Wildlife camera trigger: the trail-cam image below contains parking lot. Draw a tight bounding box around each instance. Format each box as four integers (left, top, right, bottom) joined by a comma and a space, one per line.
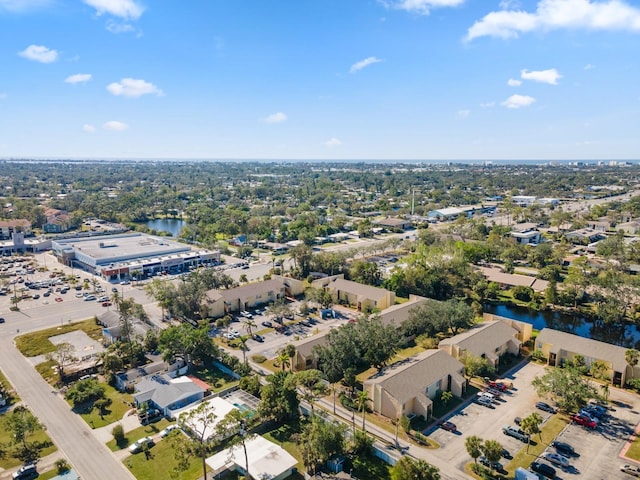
426, 361, 640, 479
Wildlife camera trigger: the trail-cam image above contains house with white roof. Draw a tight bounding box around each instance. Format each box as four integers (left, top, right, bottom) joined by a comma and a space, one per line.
206, 435, 298, 480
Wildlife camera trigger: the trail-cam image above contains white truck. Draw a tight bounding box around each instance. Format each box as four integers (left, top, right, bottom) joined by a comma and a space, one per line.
515, 467, 539, 480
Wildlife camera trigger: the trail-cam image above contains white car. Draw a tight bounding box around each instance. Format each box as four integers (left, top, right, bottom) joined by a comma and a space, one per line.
128, 436, 154, 453
541, 451, 570, 468
240, 311, 253, 319
160, 424, 179, 438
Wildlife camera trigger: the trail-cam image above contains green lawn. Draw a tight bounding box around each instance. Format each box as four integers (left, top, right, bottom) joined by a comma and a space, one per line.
0, 411, 58, 469
190, 365, 239, 393
123, 432, 206, 480
35, 360, 59, 385
625, 435, 640, 462
71, 383, 133, 429
0, 366, 20, 403
15, 319, 103, 357
505, 414, 569, 477
107, 419, 172, 451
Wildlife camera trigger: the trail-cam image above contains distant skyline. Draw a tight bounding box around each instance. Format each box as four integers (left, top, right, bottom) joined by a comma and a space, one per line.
1, 0, 640, 161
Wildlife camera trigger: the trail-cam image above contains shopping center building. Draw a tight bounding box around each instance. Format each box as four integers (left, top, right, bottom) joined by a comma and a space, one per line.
51, 233, 220, 280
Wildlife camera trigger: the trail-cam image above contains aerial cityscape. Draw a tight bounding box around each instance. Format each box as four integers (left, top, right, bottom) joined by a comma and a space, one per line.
3, 1, 640, 480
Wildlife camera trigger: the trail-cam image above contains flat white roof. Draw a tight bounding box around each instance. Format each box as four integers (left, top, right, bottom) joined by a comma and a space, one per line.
206, 435, 297, 479
177, 396, 237, 441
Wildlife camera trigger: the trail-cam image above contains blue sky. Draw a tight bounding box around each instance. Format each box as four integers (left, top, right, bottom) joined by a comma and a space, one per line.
1, 0, 639, 161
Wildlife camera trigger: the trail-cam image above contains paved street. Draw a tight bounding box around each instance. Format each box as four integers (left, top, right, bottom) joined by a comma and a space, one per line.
0, 331, 135, 480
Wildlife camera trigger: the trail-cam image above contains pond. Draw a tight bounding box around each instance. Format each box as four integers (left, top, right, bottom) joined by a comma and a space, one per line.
484, 303, 640, 349
145, 218, 186, 237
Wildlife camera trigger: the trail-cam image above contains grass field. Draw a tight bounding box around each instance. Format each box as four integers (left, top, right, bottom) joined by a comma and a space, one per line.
190, 365, 239, 393
0, 366, 20, 403
72, 383, 133, 429
0, 410, 58, 469
15, 319, 103, 357
123, 432, 206, 480
505, 414, 569, 476
107, 419, 172, 451
625, 434, 640, 461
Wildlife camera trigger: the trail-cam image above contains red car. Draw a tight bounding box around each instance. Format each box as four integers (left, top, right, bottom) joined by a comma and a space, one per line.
489, 381, 509, 392
54, 297, 63, 302
101, 301, 112, 307
571, 414, 597, 429
438, 421, 457, 432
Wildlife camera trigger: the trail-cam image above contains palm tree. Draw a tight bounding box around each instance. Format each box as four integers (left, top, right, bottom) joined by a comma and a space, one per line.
110, 290, 121, 311
357, 390, 370, 431
239, 273, 248, 284
238, 336, 249, 365
274, 349, 290, 372
243, 318, 256, 337
626, 349, 639, 382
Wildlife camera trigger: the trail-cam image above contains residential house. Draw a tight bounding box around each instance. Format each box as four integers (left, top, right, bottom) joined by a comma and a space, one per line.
586, 219, 611, 232
482, 313, 533, 344
374, 217, 413, 231
364, 349, 466, 421
617, 220, 640, 235
511, 226, 542, 245
96, 309, 148, 344
535, 328, 637, 387
43, 208, 72, 233
438, 321, 521, 367
311, 275, 395, 311
477, 266, 549, 292
564, 228, 606, 245
0, 219, 31, 240
133, 374, 207, 417
206, 435, 298, 480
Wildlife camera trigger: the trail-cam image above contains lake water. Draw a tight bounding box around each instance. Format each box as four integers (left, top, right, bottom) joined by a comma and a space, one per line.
484, 303, 640, 349
145, 218, 186, 237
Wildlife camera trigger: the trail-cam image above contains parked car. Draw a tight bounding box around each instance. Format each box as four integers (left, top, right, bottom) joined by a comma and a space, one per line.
128, 436, 154, 453
84, 295, 96, 301
55, 297, 63, 302
530, 461, 557, 479
299, 320, 311, 327
160, 424, 179, 438
253, 334, 264, 342
514, 416, 522, 425
438, 421, 457, 432
12, 464, 38, 480
621, 464, 640, 477
552, 441, 577, 457
502, 448, 512, 459
571, 414, 597, 429
240, 311, 253, 319
479, 456, 503, 471
489, 381, 509, 391
475, 396, 494, 408
541, 451, 570, 468
578, 409, 600, 424
32, 294, 40, 300
584, 404, 606, 418
102, 301, 112, 307
0, 317, 4, 323
536, 402, 557, 414
261, 321, 273, 328
502, 425, 530, 442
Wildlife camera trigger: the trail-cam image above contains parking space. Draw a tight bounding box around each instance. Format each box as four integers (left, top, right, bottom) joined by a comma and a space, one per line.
428, 362, 547, 473
541, 388, 640, 479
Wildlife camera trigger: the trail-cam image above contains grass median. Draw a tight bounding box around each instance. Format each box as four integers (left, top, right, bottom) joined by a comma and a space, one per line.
505, 414, 569, 477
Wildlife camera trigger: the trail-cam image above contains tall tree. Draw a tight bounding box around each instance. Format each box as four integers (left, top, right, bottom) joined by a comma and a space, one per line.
294, 370, 328, 414
481, 439, 504, 470
519, 413, 542, 452
390, 456, 441, 480
177, 401, 218, 480
465, 435, 483, 465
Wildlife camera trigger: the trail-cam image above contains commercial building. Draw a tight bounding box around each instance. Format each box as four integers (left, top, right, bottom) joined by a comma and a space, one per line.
51, 233, 219, 280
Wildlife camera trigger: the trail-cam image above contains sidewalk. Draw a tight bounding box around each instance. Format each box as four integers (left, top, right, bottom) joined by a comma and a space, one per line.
92, 408, 141, 443
0, 450, 66, 480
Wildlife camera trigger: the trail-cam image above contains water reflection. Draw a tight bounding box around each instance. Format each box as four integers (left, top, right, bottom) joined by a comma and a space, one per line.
484, 303, 640, 348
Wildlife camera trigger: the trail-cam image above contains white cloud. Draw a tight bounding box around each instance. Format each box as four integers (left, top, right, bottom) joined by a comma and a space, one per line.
350, 56, 382, 73
507, 78, 522, 87
65, 73, 92, 84
466, 0, 640, 41
325, 138, 342, 147
107, 78, 163, 98
83, 0, 143, 20
480, 101, 496, 108
103, 121, 128, 131
0, 0, 52, 12
584, 63, 595, 70
521, 68, 562, 85
499, 0, 521, 9
82, 124, 96, 133
106, 20, 136, 33
263, 112, 288, 124
18, 44, 58, 63
458, 109, 471, 118
501, 94, 536, 109
380, 0, 465, 15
